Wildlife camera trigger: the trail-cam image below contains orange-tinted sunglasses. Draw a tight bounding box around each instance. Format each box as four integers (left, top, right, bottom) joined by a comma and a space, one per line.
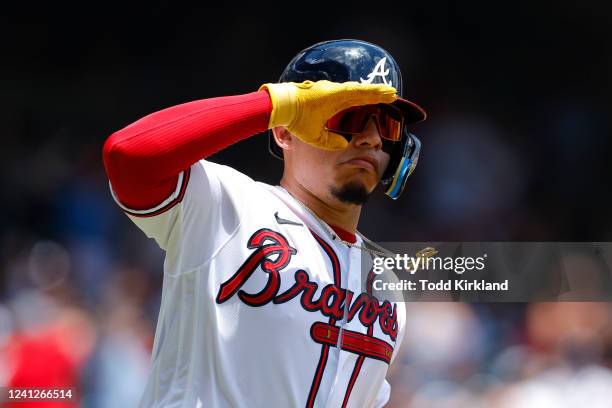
325, 104, 404, 142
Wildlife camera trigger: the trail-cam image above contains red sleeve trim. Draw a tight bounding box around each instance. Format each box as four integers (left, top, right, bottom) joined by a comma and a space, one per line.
109, 167, 191, 218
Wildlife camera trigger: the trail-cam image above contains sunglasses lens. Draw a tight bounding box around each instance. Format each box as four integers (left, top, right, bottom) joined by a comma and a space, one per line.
326, 106, 373, 134
378, 110, 403, 142
326, 105, 403, 141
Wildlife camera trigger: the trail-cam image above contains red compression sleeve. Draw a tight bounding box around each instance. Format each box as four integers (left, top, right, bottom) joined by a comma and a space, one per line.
102, 90, 272, 210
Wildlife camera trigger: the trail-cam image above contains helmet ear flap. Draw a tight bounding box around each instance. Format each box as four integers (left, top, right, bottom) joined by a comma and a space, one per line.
383, 132, 421, 200
381, 128, 411, 183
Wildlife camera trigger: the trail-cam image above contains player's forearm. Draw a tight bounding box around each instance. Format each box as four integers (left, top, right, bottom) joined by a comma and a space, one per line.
102, 90, 272, 209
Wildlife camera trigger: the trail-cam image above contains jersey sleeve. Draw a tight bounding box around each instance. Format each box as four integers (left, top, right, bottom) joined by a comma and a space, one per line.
110, 159, 253, 274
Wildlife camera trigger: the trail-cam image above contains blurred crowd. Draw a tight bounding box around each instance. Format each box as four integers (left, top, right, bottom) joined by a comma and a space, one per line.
0, 239, 158, 407
1, 1, 611, 407
388, 303, 612, 407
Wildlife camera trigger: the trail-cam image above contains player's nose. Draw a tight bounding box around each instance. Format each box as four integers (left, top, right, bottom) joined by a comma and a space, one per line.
352, 117, 383, 150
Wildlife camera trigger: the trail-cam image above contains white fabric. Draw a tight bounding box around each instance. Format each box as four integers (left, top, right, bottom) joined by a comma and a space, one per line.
114, 159, 406, 408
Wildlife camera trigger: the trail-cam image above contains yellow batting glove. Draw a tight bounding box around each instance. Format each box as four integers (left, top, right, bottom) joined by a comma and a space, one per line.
260, 80, 397, 150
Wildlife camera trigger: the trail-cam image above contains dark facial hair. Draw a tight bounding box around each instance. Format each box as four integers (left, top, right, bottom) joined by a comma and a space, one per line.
331, 180, 372, 205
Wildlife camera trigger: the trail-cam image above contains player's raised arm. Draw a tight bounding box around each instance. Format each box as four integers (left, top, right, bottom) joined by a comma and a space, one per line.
102, 81, 397, 211
102, 91, 272, 211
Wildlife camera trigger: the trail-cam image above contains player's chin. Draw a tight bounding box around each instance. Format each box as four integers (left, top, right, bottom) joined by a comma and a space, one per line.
346, 170, 379, 190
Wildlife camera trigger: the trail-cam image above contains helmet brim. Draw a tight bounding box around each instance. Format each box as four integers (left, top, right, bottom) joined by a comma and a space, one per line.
393, 97, 427, 125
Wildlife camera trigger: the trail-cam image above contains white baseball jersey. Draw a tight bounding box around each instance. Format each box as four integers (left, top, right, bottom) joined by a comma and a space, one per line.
110, 159, 407, 408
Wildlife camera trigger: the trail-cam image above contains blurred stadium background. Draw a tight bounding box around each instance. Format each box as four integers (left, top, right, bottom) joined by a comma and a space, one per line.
1, 2, 611, 407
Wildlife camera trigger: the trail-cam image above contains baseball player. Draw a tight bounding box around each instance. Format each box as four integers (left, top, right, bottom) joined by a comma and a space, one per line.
102, 39, 426, 407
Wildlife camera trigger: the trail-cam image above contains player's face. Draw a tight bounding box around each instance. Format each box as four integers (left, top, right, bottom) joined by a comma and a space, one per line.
282, 118, 391, 205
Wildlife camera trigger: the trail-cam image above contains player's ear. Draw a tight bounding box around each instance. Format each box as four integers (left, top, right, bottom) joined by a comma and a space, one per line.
272, 126, 294, 153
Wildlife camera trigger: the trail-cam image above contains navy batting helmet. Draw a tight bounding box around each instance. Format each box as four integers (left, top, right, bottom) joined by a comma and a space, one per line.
269, 39, 426, 199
